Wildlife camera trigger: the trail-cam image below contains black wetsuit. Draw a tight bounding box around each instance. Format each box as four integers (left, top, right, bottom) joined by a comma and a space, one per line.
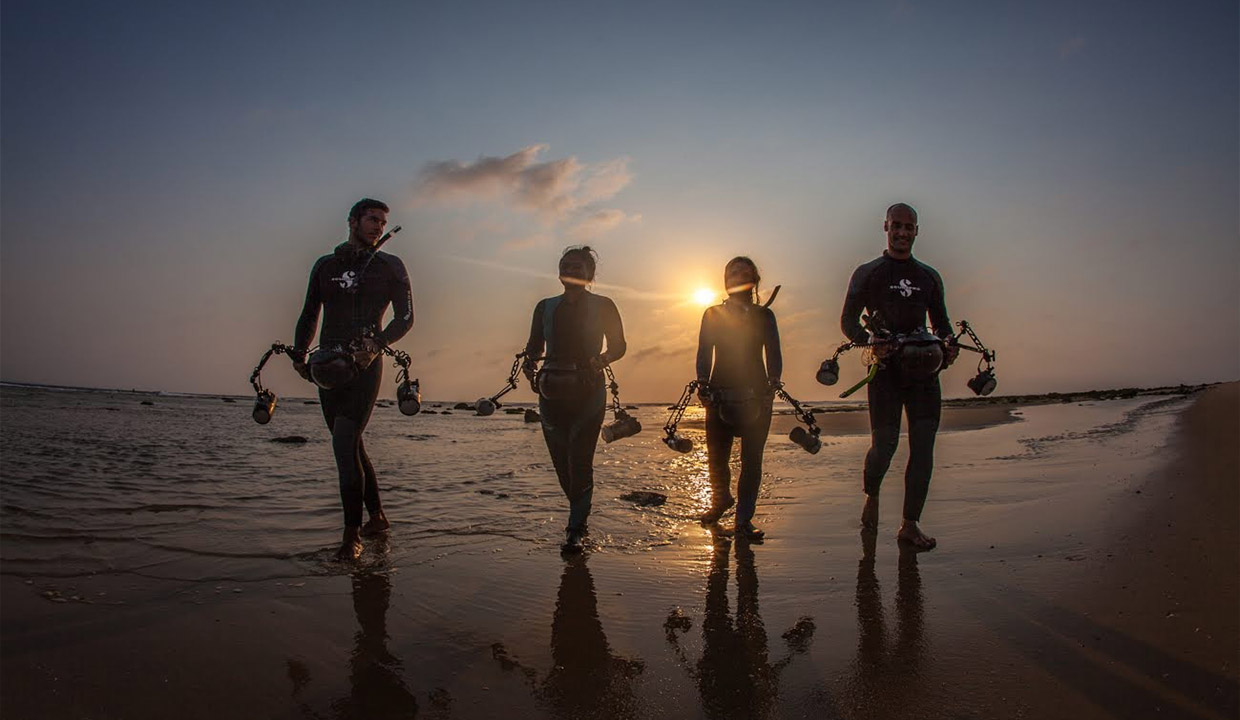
294, 242, 414, 528
525, 292, 626, 533
841, 252, 950, 522
696, 297, 782, 524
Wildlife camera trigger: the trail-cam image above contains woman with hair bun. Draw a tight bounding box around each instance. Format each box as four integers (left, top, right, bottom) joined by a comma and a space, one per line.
524, 246, 627, 553
695, 256, 782, 540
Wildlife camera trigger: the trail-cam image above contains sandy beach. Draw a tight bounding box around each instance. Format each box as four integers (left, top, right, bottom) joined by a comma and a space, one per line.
1, 383, 1236, 719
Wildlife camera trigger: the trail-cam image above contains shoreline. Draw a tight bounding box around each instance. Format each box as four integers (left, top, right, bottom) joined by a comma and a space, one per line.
1, 385, 1235, 718
1, 379, 1224, 408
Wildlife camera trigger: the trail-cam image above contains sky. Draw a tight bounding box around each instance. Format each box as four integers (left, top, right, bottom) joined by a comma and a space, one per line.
2, 0, 1237, 402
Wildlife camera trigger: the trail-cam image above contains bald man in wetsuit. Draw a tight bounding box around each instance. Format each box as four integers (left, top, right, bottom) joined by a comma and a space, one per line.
840, 203, 958, 550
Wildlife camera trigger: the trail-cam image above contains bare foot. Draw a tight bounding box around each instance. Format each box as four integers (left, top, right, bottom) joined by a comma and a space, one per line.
335, 526, 363, 561
896, 520, 937, 550
735, 521, 765, 542
360, 511, 390, 537
861, 495, 879, 530
699, 496, 735, 524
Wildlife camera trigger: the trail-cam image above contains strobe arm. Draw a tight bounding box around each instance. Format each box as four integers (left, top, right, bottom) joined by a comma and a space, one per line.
773, 382, 823, 454
250, 342, 299, 395
951, 320, 996, 366
248, 342, 300, 424
661, 380, 704, 453
952, 320, 999, 396
476, 351, 541, 415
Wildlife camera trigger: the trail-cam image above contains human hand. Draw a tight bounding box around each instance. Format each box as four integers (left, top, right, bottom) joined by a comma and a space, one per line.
353, 338, 382, 369
695, 380, 712, 405
942, 342, 960, 368
293, 360, 312, 382
588, 354, 607, 372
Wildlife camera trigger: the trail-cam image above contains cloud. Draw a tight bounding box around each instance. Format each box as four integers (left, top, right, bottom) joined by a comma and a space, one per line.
776, 308, 823, 328
500, 234, 553, 253
1059, 36, 1086, 59
630, 343, 695, 364
568, 209, 642, 241
579, 157, 633, 204
413, 145, 632, 222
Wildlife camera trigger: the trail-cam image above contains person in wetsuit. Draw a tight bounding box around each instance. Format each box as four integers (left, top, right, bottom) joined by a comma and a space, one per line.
840, 203, 958, 550
696, 257, 782, 540
292, 198, 414, 561
523, 246, 626, 553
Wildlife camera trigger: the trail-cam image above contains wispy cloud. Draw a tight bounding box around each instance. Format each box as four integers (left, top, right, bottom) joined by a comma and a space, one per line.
414, 145, 633, 222
500, 234, 553, 253
568, 209, 642, 241
630, 342, 695, 364
414, 146, 638, 250
1059, 35, 1086, 60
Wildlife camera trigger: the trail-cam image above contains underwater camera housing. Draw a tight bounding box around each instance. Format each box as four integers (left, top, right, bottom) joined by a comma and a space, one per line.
248, 340, 421, 424
307, 348, 360, 390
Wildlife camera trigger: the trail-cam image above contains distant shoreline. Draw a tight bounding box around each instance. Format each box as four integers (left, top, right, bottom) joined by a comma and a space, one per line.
0, 379, 1224, 409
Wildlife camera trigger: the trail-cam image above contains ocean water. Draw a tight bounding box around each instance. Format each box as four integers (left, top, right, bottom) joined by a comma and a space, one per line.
0, 385, 850, 584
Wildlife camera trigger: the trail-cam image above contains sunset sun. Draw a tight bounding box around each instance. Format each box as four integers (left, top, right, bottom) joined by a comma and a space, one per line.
692, 287, 716, 307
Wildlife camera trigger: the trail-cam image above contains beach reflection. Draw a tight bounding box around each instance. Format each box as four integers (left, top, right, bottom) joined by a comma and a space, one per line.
334, 561, 419, 718
666, 531, 816, 719
285, 538, 420, 718
493, 555, 645, 719
846, 531, 926, 717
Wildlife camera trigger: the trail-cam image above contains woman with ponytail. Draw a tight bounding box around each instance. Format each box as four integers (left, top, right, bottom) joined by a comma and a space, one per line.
694, 256, 782, 540
524, 246, 627, 552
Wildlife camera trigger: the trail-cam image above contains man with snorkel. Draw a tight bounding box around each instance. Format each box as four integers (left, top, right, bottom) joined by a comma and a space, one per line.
292, 198, 414, 561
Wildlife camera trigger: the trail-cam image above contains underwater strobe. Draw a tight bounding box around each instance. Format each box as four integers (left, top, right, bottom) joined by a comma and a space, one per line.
955, 321, 998, 396
248, 337, 422, 424
475, 351, 540, 417
249, 343, 296, 423
774, 382, 823, 454
599, 366, 642, 443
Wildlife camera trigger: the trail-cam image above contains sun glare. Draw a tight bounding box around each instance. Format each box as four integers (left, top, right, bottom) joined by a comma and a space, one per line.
692, 288, 717, 307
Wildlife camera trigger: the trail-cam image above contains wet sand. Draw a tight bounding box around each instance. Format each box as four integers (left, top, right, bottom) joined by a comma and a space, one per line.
2, 385, 1236, 719
770, 403, 1023, 436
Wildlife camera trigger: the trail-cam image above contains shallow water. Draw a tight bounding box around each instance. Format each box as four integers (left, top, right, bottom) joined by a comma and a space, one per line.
1, 387, 782, 582
1, 385, 1215, 720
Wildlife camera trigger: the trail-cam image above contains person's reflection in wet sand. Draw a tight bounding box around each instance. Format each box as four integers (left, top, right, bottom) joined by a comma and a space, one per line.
845, 530, 926, 719
491, 555, 644, 719
665, 531, 816, 719
287, 539, 421, 718
330, 567, 420, 718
